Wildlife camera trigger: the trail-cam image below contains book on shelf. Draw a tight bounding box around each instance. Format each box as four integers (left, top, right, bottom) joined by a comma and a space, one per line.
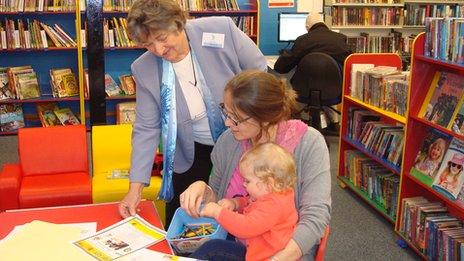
350, 63, 374, 100
432, 138, 464, 201
50, 68, 79, 98
0, 104, 25, 132
419, 71, 464, 129
424, 17, 464, 64
0, 67, 13, 100
116, 101, 136, 124
53, 107, 80, 125
119, 74, 136, 95
105, 74, 122, 97
36, 102, 60, 127
1, 19, 76, 50
451, 100, 464, 135
410, 128, 453, 186
15, 71, 41, 100
6, 65, 33, 99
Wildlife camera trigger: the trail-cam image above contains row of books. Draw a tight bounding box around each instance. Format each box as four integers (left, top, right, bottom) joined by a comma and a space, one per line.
411, 129, 464, 200
344, 150, 399, 219
0, 0, 86, 12
231, 16, 254, 36
0, 19, 76, 50
404, 4, 464, 26
36, 102, 79, 126
105, 74, 135, 97
419, 71, 464, 132
330, 7, 403, 26
103, 17, 134, 48
347, 33, 412, 54
102, 0, 134, 12
0, 65, 79, 100
0, 103, 80, 132
0, 66, 40, 100
350, 64, 408, 116
175, 0, 239, 12
424, 17, 464, 65
400, 196, 464, 260
332, 0, 400, 3
348, 108, 404, 167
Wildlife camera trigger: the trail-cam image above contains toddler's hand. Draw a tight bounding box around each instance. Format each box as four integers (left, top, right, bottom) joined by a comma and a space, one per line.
200, 202, 222, 219
217, 198, 237, 211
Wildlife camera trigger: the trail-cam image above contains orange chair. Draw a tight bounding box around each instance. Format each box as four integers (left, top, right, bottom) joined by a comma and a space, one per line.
0, 125, 92, 211
315, 225, 330, 261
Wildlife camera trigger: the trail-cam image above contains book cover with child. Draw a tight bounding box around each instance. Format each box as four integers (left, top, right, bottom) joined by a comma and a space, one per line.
410, 128, 452, 186
432, 138, 464, 200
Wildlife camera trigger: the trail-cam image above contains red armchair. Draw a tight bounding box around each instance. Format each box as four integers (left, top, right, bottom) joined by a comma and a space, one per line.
0, 125, 92, 211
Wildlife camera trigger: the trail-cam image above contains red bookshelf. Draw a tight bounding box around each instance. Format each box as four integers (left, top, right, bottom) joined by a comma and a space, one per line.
338, 53, 403, 223
395, 32, 464, 256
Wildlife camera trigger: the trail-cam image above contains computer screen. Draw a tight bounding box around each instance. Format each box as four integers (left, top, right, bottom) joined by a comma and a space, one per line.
278, 12, 309, 42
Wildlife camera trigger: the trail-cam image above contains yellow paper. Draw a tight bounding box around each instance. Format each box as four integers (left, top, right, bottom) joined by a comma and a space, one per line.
0, 220, 93, 261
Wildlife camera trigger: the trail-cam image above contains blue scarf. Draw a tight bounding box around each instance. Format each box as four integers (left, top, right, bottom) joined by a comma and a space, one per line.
158, 51, 226, 202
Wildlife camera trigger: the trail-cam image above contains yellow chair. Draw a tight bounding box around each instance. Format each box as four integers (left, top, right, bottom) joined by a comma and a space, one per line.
91, 124, 165, 224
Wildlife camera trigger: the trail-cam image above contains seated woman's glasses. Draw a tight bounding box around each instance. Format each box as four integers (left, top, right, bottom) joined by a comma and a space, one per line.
219, 103, 251, 126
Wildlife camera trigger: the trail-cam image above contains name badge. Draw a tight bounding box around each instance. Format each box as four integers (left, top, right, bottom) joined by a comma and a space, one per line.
202, 32, 225, 48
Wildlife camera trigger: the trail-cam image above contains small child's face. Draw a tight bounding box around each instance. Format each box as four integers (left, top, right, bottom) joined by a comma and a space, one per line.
430, 144, 443, 161
241, 163, 271, 200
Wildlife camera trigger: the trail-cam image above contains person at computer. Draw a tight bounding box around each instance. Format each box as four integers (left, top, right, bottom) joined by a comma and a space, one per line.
274, 12, 351, 73
274, 13, 351, 130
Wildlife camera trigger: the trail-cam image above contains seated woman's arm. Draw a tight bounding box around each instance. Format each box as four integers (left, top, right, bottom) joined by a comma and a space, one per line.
274, 129, 332, 260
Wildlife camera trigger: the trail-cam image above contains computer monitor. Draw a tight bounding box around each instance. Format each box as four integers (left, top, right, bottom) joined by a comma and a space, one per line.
278, 12, 309, 42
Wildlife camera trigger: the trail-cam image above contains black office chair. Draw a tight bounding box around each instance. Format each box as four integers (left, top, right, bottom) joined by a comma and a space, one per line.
291, 52, 343, 133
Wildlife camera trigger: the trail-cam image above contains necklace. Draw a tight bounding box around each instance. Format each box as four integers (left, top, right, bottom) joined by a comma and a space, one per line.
189, 48, 197, 87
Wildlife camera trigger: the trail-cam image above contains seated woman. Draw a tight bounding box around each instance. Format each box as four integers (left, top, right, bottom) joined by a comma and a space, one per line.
180, 70, 331, 260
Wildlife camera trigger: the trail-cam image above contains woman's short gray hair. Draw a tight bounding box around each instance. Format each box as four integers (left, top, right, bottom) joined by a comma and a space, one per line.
127, 0, 187, 44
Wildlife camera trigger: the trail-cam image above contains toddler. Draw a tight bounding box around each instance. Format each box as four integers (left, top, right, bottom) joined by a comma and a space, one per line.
192, 142, 297, 261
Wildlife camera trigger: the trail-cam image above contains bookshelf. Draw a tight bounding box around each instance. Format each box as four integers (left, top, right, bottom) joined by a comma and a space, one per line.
338, 53, 404, 224
0, 4, 88, 135
395, 32, 464, 258
325, 0, 464, 56
88, 0, 260, 125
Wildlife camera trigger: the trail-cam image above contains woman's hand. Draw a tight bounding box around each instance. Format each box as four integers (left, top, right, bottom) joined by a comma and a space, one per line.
118, 182, 144, 218
180, 181, 210, 218
200, 202, 222, 219
272, 239, 303, 261
217, 198, 237, 211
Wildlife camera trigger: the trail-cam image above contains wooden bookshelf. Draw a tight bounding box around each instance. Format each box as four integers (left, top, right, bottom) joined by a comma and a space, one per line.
395, 33, 464, 259
338, 53, 404, 224
0, 4, 87, 135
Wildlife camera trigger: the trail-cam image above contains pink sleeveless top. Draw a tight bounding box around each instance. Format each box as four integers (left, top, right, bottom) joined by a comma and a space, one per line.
225, 120, 308, 198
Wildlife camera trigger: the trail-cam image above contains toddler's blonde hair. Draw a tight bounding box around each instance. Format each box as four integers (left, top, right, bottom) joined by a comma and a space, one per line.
239, 142, 297, 192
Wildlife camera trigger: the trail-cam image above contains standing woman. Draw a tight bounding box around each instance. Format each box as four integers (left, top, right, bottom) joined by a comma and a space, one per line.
118, 0, 267, 225
181, 70, 331, 260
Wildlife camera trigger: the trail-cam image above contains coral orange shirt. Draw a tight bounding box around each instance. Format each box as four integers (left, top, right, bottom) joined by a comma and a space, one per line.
217, 190, 297, 261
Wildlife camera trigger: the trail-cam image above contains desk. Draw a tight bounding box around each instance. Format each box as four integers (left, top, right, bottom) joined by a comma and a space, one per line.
0, 201, 172, 254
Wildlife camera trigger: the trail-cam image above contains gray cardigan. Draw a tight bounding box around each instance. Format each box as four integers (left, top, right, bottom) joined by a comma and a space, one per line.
129, 17, 267, 185
210, 127, 332, 260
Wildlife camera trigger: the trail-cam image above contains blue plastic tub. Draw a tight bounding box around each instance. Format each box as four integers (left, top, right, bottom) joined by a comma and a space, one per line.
166, 208, 228, 254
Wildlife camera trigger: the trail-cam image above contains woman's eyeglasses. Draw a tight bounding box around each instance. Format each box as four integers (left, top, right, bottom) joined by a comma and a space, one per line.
219, 103, 251, 126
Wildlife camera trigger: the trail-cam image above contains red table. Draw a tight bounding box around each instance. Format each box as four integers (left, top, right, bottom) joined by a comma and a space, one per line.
0, 200, 172, 254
